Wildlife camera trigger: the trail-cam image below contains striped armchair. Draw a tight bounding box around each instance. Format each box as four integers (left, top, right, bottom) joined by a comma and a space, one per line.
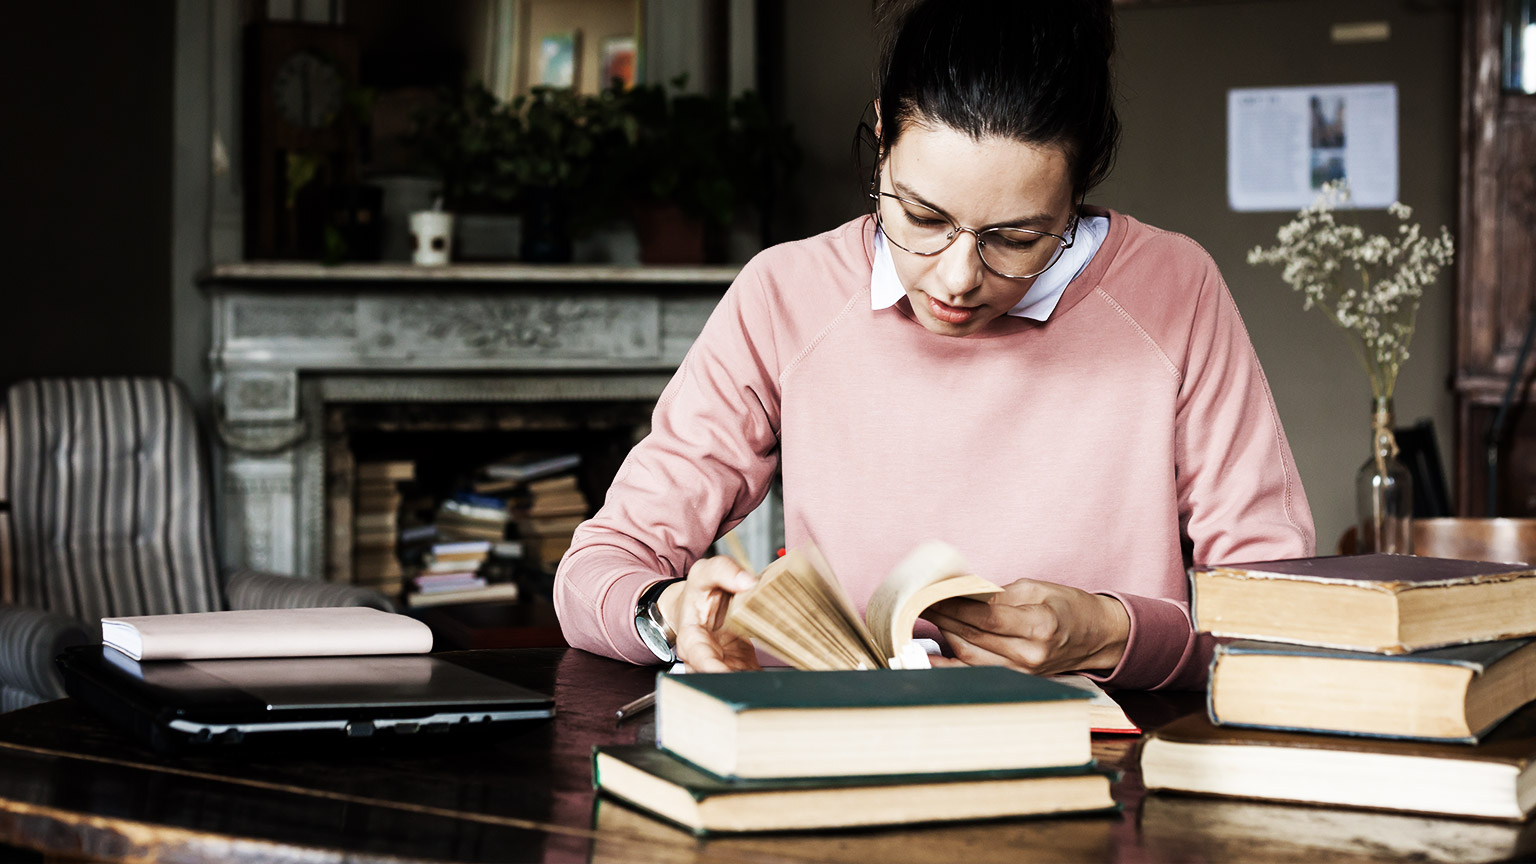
0, 378, 396, 712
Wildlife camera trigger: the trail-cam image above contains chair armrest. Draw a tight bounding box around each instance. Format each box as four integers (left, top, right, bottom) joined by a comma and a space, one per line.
225, 569, 398, 614
0, 604, 92, 700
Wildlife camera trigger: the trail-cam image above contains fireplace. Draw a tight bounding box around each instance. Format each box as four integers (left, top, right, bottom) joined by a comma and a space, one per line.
202, 262, 779, 590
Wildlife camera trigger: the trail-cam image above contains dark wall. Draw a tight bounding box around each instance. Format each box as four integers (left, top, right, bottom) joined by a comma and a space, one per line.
0, 3, 175, 393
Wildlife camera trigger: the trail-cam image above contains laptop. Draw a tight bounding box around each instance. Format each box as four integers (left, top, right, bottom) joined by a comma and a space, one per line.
57, 645, 555, 753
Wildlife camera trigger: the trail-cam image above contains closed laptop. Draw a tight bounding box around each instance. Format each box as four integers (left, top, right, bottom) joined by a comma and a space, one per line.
57, 645, 555, 753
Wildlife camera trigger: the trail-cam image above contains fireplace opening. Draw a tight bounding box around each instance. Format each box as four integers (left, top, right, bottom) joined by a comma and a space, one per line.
325, 400, 653, 607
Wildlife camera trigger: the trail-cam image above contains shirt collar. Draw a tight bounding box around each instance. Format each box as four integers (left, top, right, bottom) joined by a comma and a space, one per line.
870, 214, 1109, 322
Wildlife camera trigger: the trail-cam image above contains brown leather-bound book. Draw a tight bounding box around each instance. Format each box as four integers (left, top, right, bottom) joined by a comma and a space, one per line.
1141, 702, 1536, 820
1189, 553, 1536, 653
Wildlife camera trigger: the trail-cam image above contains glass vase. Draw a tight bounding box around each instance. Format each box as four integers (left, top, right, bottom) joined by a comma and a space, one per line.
1355, 396, 1414, 554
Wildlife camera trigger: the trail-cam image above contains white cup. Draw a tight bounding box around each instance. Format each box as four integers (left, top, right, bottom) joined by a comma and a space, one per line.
410, 211, 455, 266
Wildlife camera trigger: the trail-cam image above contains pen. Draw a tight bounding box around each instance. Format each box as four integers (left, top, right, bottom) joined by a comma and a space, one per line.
615, 691, 655, 722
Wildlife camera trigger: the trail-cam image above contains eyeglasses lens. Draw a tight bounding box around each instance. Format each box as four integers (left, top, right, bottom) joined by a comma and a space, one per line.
876, 195, 1066, 278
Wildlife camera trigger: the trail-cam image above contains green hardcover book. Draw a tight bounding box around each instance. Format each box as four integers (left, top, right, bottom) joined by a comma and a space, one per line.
1142, 701, 1536, 820
655, 666, 1092, 780
1189, 554, 1536, 653
1209, 638, 1536, 742
592, 744, 1118, 835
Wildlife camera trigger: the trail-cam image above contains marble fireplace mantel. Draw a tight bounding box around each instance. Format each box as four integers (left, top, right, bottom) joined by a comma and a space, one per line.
203, 262, 739, 580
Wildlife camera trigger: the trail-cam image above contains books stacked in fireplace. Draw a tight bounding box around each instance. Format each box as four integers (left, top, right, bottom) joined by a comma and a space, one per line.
352, 460, 413, 598
404, 540, 521, 608
434, 492, 512, 543
1141, 553, 1536, 820
592, 667, 1119, 835
513, 473, 589, 572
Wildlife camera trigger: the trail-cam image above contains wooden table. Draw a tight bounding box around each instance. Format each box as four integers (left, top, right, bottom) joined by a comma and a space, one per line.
412, 599, 568, 651
0, 648, 1529, 863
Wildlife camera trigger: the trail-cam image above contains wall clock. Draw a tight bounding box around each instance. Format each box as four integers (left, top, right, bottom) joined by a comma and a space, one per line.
244, 22, 360, 259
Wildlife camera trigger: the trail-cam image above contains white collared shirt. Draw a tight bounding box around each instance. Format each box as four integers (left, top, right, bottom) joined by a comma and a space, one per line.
870, 214, 1109, 321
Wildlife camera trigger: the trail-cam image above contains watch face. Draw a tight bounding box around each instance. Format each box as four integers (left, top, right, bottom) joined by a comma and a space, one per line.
272, 51, 345, 130
636, 614, 675, 663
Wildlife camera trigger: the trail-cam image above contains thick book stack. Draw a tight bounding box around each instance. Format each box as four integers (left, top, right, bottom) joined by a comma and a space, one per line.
352, 460, 413, 597
513, 473, 589, 572
592, 666, 1119, 834
1141, 553, 1536, 820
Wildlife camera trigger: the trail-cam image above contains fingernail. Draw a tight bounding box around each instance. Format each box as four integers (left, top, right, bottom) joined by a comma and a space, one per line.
732, 573, 756, 590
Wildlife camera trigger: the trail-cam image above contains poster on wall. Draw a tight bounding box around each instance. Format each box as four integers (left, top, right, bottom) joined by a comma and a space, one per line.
1226, 83, 1398, 211
539, 30, 581, 88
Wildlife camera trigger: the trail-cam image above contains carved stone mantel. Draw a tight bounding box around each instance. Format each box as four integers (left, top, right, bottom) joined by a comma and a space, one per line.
204, 262, 736, 579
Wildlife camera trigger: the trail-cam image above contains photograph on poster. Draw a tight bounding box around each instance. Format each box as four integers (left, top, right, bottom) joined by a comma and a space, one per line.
1227, 83, 1397, 212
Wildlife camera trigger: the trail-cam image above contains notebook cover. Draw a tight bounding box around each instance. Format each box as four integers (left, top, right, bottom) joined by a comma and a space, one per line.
657, 666, 1090, 712
99, 607, 434, 661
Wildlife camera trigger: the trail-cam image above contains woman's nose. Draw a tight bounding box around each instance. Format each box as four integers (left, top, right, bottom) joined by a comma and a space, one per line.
933, 230, 984, 301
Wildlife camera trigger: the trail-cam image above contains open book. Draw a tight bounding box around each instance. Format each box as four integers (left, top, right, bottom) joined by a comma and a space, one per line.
722, 541, 1001, 670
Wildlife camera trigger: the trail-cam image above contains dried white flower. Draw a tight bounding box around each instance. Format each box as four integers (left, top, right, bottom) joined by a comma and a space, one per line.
1247, 180, 1455, 401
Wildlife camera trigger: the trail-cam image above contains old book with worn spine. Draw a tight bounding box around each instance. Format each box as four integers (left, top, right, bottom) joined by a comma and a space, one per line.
592, 744, 1118, 835
1189, 554, 1536, 653
1141, 703, 1536, 820
1208, 638, 1536, 742
655, 666, 1091, 780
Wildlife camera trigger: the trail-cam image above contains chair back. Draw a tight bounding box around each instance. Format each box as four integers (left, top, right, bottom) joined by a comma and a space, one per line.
5, 378, 224, 625
1411, 518, 1536, 564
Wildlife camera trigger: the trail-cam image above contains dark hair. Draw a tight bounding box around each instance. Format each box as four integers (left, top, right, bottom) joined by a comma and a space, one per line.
871, 0, 1120, 198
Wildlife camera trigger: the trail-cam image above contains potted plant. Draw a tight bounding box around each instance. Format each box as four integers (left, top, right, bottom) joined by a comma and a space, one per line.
617, 80, 799, 263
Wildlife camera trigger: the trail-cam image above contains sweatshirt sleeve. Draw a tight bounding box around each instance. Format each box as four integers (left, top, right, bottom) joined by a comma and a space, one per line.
1086, 237, 1315, 690
553, 261, 784, 663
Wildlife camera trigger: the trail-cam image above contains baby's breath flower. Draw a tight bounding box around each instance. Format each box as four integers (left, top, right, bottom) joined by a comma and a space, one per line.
1249, 180, 1455, 400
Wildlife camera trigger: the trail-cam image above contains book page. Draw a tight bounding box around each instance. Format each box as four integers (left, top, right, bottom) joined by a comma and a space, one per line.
723, 546, 885, 670
865, 541, 1001, 667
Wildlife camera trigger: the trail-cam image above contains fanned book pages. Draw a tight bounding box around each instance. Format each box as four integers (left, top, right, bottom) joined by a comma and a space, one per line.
99, 607, 434, 661
723, 541, 1001, 670
1189, 554, 1536, 653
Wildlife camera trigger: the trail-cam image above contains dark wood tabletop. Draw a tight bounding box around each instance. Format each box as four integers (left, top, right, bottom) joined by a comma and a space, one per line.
0, 648, 1530, 864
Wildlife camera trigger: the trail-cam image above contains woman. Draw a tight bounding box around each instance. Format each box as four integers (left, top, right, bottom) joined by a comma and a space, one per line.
554, 0, 1314, 689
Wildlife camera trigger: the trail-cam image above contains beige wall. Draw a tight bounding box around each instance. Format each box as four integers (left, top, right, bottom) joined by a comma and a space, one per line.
780, 0, 1462, 554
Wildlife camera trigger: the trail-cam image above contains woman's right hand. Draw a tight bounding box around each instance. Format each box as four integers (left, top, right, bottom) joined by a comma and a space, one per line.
658, 555, 760, 672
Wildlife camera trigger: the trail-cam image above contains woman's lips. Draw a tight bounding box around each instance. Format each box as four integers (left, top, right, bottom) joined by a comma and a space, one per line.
927, 295, 976, 324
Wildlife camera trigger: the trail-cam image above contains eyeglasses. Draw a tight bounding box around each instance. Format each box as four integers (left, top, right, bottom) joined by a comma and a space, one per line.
869, 173, 1078, 280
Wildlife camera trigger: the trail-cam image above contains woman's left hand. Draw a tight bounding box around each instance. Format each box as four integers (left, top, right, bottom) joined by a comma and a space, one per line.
924, 580, 1131, 676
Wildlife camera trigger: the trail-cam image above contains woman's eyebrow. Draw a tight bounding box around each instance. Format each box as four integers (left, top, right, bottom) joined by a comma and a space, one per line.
889, 179, 1056, 230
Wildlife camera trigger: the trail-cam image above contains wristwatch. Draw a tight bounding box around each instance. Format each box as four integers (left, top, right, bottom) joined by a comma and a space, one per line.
635, 578, 684, 664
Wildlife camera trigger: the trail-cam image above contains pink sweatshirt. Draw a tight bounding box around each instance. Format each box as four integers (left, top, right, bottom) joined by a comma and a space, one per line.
554, 211, 1315, 689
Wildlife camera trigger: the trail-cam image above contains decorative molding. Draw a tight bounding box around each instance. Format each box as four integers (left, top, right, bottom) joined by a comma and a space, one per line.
225, 370, 298, 422
360, 297, 660, 359
231, 298, 358, 341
